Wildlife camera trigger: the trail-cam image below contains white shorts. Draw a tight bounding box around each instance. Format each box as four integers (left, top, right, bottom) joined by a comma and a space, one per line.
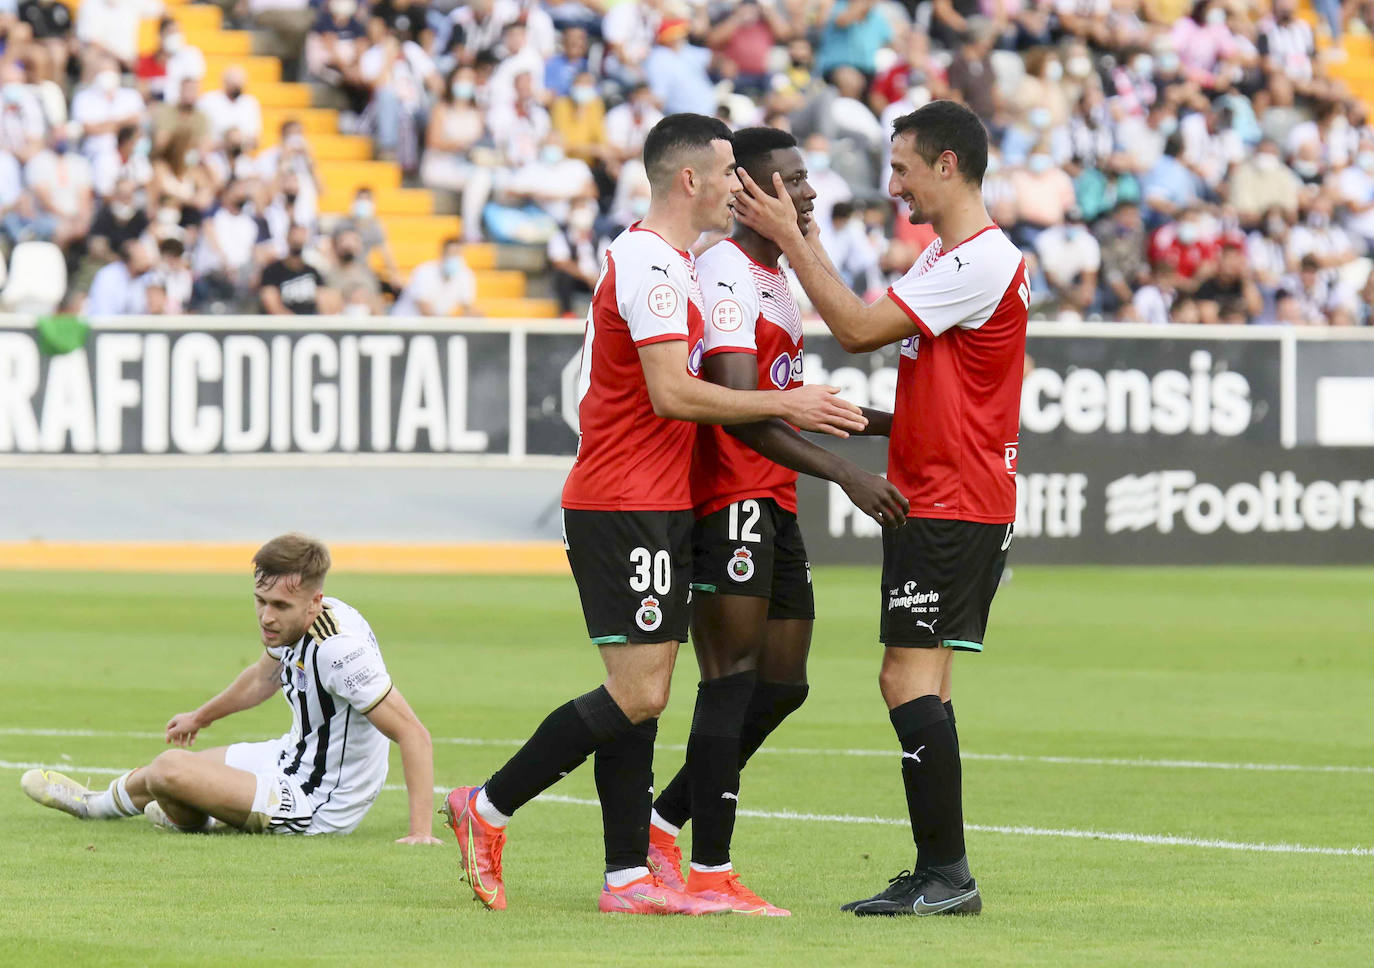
224, 740, 324, 836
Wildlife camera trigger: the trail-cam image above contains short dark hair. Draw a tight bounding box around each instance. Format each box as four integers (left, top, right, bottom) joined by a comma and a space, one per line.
643, 113, 733, 191
730, 126, 798, 180
891, 100, 988, 185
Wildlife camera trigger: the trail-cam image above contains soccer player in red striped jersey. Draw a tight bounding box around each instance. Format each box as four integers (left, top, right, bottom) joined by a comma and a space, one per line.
443, 114, 867, 917
643, 127, 909, 916
735, 100, 1028, 917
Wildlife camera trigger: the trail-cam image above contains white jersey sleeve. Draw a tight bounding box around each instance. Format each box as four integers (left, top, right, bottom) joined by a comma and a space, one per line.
614, 231, 692, 345
697, 241, 761, 355
317, 633, 393, 714
887, 231, 1021, 338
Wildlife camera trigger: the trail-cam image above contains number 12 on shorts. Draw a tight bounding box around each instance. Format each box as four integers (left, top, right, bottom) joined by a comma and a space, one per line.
629, 547, 671, 594
728, 500, 762, 542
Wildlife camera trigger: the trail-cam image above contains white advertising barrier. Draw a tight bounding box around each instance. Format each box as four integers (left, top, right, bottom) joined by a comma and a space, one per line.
1, 315, 1372, 562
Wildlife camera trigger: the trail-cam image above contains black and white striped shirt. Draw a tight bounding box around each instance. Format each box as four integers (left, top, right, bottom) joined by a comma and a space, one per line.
266, 597, 393, 831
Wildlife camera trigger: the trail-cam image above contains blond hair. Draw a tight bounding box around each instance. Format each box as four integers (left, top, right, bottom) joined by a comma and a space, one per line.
252, 533, 331, 589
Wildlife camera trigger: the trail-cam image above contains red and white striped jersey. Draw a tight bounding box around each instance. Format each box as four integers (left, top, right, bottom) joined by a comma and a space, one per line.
690, 238, 804, 518
562, 224, 706, 511
885, 225, 1028, 524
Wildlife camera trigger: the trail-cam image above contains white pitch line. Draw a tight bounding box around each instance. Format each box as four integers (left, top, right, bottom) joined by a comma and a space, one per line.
5, 760, 1368, 857
397, 789, 1374, 858
6, 727, 1374, 776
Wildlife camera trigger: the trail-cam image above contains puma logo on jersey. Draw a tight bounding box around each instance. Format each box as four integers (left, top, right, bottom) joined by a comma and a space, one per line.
759, 290, 774, 299
650, 264, 670, 277
953, 256, 968, 272
716, 281, 737, 293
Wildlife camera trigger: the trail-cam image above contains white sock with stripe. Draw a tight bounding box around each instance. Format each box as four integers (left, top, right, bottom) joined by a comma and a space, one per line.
689, 862, 732, 874
605, 866, 650, 888
473, 787, 510, 829
85, 771, 141, 819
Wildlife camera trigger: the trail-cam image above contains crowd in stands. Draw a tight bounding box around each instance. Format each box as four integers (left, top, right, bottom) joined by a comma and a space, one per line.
1, 0, 1373, 324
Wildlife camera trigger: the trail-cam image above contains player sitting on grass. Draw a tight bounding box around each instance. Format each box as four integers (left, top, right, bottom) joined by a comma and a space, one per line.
21, 534, 441, 843
646, 126, 909, 915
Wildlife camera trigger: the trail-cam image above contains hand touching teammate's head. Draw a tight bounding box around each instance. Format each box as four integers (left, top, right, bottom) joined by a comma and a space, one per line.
731, 126, 816, 235
643, 113, 741, 233
252, 533, 330, 647
888, 100, 989, 224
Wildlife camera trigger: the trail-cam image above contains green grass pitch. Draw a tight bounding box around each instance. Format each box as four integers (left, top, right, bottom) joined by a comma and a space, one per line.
1, 566, 1372, 967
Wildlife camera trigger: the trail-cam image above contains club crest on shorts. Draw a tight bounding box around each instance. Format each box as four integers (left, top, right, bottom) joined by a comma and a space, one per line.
728, 546, 755, 583
635, 596, 663, 632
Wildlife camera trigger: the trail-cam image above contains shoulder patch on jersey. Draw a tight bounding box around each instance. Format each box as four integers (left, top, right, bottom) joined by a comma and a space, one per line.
647, 283, 679, 318
711, 298, 745, 332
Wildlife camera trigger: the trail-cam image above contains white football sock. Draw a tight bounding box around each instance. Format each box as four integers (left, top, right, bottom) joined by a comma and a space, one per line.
689, 862, 732, 874
649, 809, 680, 839
473, 787, 510, 829
605, 866, 650, 888
86, 772, 139, 819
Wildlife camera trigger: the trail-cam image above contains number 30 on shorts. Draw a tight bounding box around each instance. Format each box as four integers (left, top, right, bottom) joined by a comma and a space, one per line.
629, 547, 672, 594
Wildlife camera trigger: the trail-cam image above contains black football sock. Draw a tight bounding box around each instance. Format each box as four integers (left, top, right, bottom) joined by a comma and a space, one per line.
944, 699, 957, 749
739, 680, 810, 762
595, 717, 659, 873
890, 694, 967, 875
686, 670, 757, 868
484, 685, 631, 817
653, 678, 808, 830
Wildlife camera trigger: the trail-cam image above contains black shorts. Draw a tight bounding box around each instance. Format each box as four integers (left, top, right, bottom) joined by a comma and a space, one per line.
691, 498, 815, 621
880, 518, 1013, 651
562, 508, 693, 645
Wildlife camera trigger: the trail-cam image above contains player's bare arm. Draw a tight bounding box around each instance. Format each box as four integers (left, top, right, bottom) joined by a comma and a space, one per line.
703, 351, 908, 526
638, 338, 867, 437
165, 652, 282, 748
364, 687, 442, 845
733, 168, 917, 353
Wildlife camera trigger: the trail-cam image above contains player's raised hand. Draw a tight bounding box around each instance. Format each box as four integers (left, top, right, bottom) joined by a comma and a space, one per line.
842, 472, 910, 529
396, 833, 444, 845
733, 169, 804, 244
165, 712, 202, 747
781, 384, 867, 437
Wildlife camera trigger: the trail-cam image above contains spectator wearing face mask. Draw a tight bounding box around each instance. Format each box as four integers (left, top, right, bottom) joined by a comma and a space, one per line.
260, 223, 328, 315
392, 237, 476, 317
335, 187, 400, 287
545, 26, 591, 99
1035, 208, 1101, 318
87, 177, 150, 265
198, 66, 262, 149
70, 60, 146, 175
800, 132, 853, 252
254, 119, 321, 224
547, 199, 601, 317
551, 71, 607, 171
487, 21, 548, 110
1148, 210, 1220, 285
602, 83, 662, 180
1227, 139, 1300, 226
23, 123, 95, 249
193, 181, 268, 308
359, 22, 442, 168
306, 0, 369, 112
1009, 148, 1076, 248
1141, 134, 1202, 222
1014, 47, 1071, 129
1335, 149, 1374, 248
1092, 199, 1150, 315
502, 135, 596, 227
136, 17, 206, 103
323, 227, 382, 314
152, 77, 211, 152
705, 0, 794, 98
85, 238, 157, 314
421, 67, 488, 195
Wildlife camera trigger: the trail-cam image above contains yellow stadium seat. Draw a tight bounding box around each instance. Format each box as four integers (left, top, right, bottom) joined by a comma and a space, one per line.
317, 160, 402, 194
252, 84, 314, 108
260, 108, 341, 137
461, 245, 497, 270
319, 186, 433, 215
475, 271, 527, 300
472, 297, 559, 319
